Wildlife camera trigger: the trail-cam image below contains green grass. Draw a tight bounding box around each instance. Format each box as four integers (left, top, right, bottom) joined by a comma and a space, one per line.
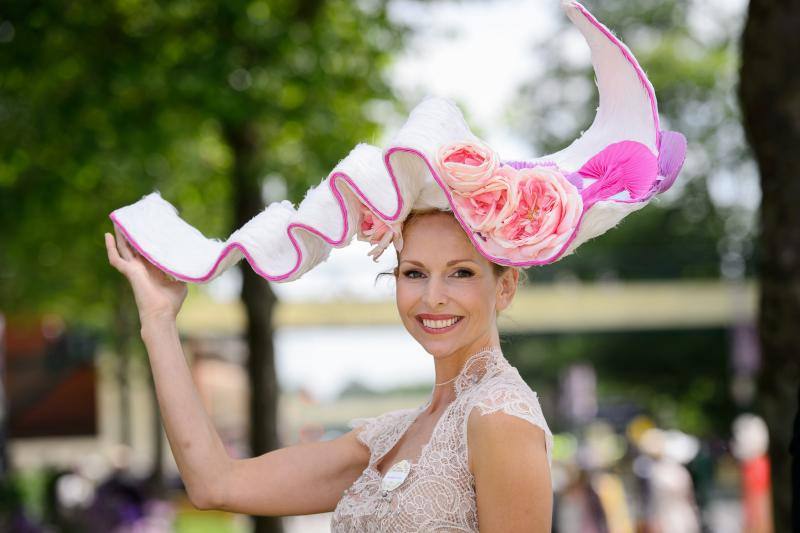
173, 507, 249, 533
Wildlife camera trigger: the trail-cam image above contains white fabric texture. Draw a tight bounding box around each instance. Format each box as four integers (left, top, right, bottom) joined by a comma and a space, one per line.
330, 347, 553, 532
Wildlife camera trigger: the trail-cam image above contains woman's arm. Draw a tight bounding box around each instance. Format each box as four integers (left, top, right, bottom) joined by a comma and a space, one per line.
141, 318, 370, 514
210, 426, 370, 515
106, 230, 370, 514
139, 317, 231, 508
468, 409, 553, 532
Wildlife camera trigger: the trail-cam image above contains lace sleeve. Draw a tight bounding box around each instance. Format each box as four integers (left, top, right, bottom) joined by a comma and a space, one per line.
347, 406, 418, 453
347, 414, 381, 451
469, 378, 554, 468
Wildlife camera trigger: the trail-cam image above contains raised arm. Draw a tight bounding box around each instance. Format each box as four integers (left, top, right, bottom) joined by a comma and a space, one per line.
138, 317, 231, 508
139, 316, 371, 515
105, 229, 370, 515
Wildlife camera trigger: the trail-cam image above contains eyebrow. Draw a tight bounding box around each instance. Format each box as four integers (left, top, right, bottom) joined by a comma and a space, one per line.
400, 259, 477, 267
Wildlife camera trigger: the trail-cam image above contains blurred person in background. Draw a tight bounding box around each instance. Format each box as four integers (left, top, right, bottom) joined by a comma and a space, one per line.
732, 414, 773, 533
555, 461, 608, 533
638, 427, 702, 533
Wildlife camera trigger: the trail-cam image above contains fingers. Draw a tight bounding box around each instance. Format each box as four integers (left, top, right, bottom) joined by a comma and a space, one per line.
105, 232, 128, 274
106, 226, 183, 284
139, 250, 172, 281
113, 224, 137, 261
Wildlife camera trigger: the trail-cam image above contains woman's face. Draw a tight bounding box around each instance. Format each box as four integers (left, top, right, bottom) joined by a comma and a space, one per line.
395, 212, 517, 358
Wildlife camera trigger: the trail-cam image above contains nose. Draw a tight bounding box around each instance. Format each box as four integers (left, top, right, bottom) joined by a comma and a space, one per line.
422, 274, 448, 308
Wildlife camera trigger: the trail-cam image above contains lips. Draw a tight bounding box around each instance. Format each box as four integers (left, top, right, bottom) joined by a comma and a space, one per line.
415, 314, 464, 334
416, 314, 462, 320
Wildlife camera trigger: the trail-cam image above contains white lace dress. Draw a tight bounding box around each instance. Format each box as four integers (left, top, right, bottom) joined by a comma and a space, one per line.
330, 346, 553, 532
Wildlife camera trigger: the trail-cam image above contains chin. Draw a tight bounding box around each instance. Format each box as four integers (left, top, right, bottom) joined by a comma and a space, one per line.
417, 337, 469, 359
408, 334, 448, 356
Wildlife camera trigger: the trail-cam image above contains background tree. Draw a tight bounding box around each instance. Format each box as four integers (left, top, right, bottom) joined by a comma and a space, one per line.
739, 0, 800, 530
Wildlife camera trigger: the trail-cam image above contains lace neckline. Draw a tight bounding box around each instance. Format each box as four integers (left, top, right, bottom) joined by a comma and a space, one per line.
451, 345, 507, 398
369, 345, 508, 477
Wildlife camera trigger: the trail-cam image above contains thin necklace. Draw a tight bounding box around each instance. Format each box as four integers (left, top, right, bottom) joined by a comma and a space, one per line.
433, 345, 501, 386
434, 375, 458, 386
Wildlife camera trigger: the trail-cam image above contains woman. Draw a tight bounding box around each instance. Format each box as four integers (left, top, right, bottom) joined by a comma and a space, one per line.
105, 2, 685, 530
105, 204, 553, 531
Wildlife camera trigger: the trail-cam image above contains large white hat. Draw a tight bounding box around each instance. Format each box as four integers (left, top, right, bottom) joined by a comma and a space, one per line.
110, 1, 687, 283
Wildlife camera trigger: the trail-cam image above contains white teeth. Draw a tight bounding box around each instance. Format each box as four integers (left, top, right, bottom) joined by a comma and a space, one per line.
421, 317, 459, 329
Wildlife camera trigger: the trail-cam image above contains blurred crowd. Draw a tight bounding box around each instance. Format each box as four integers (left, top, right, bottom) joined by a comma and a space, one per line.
0, 446, 176, 533
551, 413, 773, 533
0, 414, 774, 532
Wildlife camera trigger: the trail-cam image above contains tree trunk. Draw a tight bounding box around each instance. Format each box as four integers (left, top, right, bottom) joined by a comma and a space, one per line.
225, 121, 283, 533
147, 368, 165, 496
112, 288, 135, 449
738, 1, 800, 531
0, 313, 8, 479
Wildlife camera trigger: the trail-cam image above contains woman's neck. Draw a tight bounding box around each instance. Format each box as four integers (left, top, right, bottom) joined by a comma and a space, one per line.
427, 336, 502, 411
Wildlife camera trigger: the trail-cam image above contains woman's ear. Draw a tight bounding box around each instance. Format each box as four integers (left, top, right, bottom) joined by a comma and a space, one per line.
495, 268, 519, 313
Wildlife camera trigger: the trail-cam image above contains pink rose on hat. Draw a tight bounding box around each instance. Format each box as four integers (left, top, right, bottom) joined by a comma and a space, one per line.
435, 139, 583, 262
450, 166, 518, 232
491, 166, 583, 260
435, 140, 499, 194
355, 203, 404, 262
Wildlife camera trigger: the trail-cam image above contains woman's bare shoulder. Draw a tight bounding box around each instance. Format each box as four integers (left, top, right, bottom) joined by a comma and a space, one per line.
468, 406, 553, 531
466, 371, 553, 466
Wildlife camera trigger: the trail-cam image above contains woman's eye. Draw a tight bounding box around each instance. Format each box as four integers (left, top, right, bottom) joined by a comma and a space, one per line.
401, 269, 472, 279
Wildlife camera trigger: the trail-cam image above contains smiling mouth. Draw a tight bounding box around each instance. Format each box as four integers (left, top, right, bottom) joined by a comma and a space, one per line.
416, 316, 464, 333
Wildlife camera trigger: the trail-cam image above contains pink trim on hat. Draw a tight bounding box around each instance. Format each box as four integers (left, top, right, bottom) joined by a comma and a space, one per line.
570, 1, 661, 148
109, 165, 407, 283
110, 133, 670, 282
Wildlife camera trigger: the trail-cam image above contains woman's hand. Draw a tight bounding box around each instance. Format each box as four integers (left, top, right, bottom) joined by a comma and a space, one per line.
105, 225, 188, 324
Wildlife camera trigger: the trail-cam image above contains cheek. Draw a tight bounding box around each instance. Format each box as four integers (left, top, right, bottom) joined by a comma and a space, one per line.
473, 282, 497, 317
451, 282, 495, 319
395, 280, 415, 314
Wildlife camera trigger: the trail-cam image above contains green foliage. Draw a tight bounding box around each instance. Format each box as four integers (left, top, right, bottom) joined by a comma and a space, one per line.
0, 0, 407, 324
